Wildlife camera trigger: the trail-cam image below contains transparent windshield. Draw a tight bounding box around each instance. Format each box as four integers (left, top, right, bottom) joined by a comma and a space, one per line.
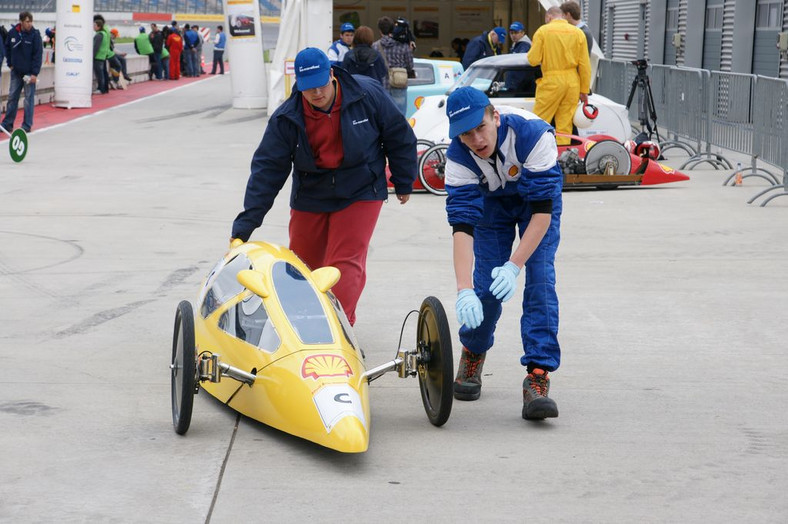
272, 262, 334, 345
201, 254, 252, 318
328, 292, 359, 350
449, 66, 498, 94
218, 293, 281, 352
410, 63, 436, 86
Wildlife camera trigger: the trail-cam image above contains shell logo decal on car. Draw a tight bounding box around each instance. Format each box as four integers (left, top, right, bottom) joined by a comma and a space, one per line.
302, 354, 353, 380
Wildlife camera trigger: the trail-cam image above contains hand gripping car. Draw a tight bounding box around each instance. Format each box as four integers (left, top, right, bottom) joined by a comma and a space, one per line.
170, 241, 453, 453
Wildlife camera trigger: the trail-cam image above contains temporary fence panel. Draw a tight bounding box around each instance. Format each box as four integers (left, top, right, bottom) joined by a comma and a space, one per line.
645, 63, 672, 134
595, 59, 629, 105
752, 76, 788, 168
707, 71, 755, 156
662, 66, 705, 149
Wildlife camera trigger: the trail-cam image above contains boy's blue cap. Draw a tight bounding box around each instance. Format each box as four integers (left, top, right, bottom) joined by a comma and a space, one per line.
447, 87, 490, 139
340, 22, 355, 33
493, 26, 507, 44
294, 47, 331, 91
509, 21, 524, 32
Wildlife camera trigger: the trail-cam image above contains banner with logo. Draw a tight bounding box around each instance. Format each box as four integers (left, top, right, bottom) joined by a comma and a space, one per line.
54, 0, 94, 108
225, 0, 267, 108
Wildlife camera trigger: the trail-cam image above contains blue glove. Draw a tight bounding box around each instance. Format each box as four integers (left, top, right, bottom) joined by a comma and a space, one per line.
456, 288, 483, 329
489, 261, 520, 302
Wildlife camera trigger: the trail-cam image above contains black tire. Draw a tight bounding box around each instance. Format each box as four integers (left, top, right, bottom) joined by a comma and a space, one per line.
171, 300, 197, 435
416, 139, 434, 154
416, 296, 454, 426
418, 143, 449, 196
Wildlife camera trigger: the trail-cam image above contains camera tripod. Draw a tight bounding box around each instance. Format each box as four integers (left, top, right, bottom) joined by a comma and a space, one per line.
625, 59, 661, 143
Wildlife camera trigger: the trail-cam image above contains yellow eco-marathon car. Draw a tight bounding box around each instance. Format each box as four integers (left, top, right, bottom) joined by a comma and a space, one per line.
170, 241, 453, 453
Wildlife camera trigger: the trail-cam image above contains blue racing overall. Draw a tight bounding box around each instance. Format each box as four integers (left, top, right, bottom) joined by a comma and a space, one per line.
445, 113, 563, 371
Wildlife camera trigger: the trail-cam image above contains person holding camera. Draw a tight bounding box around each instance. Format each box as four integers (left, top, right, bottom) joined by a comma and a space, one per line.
372, 16, 413, 116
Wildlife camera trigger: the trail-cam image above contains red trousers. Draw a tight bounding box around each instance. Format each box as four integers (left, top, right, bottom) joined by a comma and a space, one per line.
289, 200, 383, 326
169, 51, 181, 79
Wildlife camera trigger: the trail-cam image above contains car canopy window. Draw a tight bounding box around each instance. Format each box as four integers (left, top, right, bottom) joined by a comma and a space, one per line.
272, 261, 334, 345
218, 293, 281, 352
409, 63, 436, 86
201, 254, 252, 318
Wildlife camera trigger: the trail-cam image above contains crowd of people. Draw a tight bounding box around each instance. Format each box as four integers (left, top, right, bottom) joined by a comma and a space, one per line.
92, 16, 221, 92
324, 17, 416, 116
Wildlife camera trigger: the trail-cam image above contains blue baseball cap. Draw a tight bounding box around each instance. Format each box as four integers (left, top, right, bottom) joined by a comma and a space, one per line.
493, 26, 507, 44
294, 47, 331, 91
447, 87, 491, 139
509, 21, 524, 32
340, 22, 355, 33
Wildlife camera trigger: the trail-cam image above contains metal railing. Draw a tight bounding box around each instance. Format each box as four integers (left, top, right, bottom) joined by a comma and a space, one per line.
595, 58, 788, 206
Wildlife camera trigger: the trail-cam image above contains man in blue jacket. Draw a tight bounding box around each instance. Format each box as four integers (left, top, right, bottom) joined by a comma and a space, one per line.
231, 48, 417, 326
2, 11, 43, 134
444, 87, 563, 420
461, 26, 506, 70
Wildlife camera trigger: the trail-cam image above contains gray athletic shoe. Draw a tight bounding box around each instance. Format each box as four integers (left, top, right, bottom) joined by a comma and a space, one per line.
453, 347, 485, 401
522, 368, 559, 420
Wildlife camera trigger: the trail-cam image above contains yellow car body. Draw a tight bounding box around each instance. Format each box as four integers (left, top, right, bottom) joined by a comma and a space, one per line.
194, 241, 370, 453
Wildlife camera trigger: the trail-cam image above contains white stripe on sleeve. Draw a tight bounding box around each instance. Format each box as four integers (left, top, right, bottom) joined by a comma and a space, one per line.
444, 158, 480, 187
523, 132, 558, 172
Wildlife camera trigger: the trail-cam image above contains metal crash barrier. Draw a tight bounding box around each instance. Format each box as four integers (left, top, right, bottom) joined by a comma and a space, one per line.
595, 59, 788, 206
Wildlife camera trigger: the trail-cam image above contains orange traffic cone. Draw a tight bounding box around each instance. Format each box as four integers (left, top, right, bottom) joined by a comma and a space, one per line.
201, 54, 206, 74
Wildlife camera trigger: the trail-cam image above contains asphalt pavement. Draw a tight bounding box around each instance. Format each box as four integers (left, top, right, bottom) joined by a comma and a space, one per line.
1, 75, 787, 522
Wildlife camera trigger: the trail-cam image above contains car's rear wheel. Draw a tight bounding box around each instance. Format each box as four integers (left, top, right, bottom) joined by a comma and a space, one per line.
171, 300, 198, 435
416, 296, 453, 426
418, 143, 449, 196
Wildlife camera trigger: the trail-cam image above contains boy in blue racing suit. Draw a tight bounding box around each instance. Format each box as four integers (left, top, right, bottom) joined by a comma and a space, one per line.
444, 87, 563, 420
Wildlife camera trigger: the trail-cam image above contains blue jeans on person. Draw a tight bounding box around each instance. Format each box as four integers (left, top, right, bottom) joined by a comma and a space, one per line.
161, 54, 169, 79
151, 53, 162, 79
187, 48, 200, 76
388, 86, 407, 116
93, 59, 108, 93
211, 49, 224, 74
459, 194, 563, 372
2, 70, 37, 132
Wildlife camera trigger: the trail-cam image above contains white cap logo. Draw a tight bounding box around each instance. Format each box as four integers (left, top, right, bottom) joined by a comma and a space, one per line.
298, 64, 321, 73
448, 105, 471, 119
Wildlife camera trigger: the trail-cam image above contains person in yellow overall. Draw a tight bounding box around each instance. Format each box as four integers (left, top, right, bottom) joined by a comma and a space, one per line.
527, 6, 591, 145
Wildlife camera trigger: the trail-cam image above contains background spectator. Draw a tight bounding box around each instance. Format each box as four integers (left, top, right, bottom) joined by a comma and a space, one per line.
341, 25, 387, 85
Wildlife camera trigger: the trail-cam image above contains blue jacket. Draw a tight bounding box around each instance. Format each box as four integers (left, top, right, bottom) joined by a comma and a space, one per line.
184, 29, 199, 49
215, 31, 226, 51
4, 23, 43, 75
231, 66, 417, 241
444, 114, 562, 230
341, 45, 387, 86
511, 38, 531, 54
461, 32, 499, 70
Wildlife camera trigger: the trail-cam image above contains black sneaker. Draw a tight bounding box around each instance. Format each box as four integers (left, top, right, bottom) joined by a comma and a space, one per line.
454, 347, 486, 401
522, 368, 558, 420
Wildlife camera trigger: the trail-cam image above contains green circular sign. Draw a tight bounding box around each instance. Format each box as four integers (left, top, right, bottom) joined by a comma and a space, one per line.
9, 129, 28, 163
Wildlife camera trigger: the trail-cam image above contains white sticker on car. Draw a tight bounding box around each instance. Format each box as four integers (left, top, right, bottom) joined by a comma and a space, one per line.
312, 384, 367, 433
